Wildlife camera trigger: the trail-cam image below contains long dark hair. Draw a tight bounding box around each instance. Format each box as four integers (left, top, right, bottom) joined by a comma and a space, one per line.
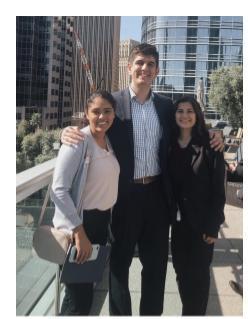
173, 96, 209, 145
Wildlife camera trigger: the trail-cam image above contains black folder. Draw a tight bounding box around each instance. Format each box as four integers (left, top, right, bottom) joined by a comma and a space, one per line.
60, 243, 111, 284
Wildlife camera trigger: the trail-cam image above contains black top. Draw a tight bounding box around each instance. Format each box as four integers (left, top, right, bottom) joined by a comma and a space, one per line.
169, 142, 192, 203
168, 137, 226, 237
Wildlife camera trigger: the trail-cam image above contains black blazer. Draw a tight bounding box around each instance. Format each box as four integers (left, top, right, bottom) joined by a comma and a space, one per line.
107, 88, 175, 202
168, 138, 226, 237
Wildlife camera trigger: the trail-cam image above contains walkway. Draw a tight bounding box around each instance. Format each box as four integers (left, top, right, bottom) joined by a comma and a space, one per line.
89, 203, 243, 315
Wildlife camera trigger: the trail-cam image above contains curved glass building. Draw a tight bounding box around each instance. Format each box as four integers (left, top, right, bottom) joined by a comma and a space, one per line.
142, 16, 243, 103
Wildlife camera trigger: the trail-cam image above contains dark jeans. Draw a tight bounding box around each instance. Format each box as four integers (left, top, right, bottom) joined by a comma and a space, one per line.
60, 209, 111, 316
109, 179, 170, 316
171, 219, 214, 316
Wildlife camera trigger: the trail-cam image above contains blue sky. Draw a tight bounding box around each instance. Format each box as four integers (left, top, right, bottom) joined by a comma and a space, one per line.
120, 16, 142, 41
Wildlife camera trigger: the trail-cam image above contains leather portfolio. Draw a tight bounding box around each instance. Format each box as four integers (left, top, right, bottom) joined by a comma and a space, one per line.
60, 243, 111, 283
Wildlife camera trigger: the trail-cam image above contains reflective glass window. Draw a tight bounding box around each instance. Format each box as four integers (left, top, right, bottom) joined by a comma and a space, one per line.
167, 28, 176, 39
198, 28, 209, 38
175, 28, 187, 39
221, 16, 232, 22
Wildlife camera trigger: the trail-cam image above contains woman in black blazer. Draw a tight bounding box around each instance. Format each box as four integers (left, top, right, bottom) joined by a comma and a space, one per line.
168, 96, 226, 316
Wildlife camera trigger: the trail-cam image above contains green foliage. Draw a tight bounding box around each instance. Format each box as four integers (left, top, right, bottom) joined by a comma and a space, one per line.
29, 113, 42, 131
35, 153, 57, 165
16, 120, 61, 173
16, 134, 23, 153
208, 66, 243, 128
40, 129, 61, 155
16, 152, 33, 172
16, 120, 30, 152
16, 120, 30, 137
22, 129, 43, 162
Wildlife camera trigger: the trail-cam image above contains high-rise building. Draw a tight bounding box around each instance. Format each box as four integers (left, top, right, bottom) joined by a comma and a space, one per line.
119, 39, 140, 90
71, 16, 120, 126
142, 16, 243, 103
16, 16, 74, 129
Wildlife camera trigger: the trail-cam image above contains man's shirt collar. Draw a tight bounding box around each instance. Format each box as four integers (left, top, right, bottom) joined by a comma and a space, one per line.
129, 86, 154, 103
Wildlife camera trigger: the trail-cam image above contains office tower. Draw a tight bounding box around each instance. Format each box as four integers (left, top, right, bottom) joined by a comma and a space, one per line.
16, 16, 73, 129
141, 16, 243, 103
118, 39, 140, 90
71, 16, 120, 125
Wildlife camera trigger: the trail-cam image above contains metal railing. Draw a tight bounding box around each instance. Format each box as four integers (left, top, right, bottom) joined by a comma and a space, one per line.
16, 158, 56, 203
16, 158, 59, 316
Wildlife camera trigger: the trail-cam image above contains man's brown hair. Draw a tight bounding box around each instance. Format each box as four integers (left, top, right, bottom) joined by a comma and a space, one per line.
128, 43, 159, 67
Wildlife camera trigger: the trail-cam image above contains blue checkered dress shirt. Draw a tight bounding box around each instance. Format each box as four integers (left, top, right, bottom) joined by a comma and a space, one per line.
129, 87, 162, 179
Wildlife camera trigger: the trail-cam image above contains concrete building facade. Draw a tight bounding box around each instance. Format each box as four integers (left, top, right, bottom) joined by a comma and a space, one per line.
71, 16, 120, 126
118, 39, 140, 90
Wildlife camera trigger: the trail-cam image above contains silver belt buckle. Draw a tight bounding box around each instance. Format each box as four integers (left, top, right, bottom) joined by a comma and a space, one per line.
143, 177, 149, 184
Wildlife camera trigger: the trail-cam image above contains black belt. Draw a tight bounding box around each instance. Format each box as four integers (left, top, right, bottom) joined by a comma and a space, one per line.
133, 175, 161, 185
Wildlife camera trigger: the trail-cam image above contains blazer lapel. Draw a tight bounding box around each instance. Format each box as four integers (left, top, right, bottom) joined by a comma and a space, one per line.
114, 88, 134, 171
153, 93, 169, 142
191, 144, 203, 173
122, 89, 132, 120
121, 89, 134, 154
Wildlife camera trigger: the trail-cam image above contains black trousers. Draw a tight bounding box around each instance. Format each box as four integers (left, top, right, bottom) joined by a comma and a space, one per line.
109, 179, 170, 316
171, 219, 214, 316
60, 209, 111, 316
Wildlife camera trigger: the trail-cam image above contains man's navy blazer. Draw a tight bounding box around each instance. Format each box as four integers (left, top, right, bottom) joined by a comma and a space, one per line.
107, 88, 175, 204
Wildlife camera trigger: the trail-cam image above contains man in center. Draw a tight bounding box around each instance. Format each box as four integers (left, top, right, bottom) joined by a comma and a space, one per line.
108, 44, 173, 315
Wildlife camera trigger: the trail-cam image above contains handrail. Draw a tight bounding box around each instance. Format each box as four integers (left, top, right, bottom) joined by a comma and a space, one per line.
16, 158, 57, 203
16, 157, 58, 316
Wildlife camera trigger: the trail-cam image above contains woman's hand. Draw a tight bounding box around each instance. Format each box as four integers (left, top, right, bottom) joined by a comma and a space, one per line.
209, 130, 224, 151
203, 234, 216, 244
73, 225, 92, 263
61, 126, 85, 146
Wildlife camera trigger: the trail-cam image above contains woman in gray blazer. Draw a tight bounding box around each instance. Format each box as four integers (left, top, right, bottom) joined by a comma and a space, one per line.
51, 91, 120, 315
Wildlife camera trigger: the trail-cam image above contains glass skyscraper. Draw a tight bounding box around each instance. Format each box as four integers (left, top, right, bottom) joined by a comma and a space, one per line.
142, 16, 243, 104
16, 16, 73, 129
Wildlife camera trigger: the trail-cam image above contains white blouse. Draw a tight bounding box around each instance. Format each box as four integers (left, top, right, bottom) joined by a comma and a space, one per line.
82, 126, 120, 211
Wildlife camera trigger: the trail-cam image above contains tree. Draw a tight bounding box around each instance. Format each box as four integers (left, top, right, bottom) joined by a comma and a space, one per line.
208, 66, 243, 128
16, 127, 61, 173
29, 113, 42, 132
16, 152, 33, 172
35, 129, 61, 165
16, 114, 41, 153
40, 129, 61, 156
21, 130, 43, 165
16, 120, 29, 152
16, 112, 61, 173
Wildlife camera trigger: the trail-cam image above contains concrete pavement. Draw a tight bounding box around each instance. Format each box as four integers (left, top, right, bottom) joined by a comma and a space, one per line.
90, 203, 243, 316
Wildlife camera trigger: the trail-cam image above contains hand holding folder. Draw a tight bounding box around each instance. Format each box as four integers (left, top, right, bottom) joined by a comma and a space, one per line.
60, 243, 111, 284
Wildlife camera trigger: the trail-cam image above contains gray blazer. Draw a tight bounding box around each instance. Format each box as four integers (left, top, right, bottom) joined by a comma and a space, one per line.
50, 128, 92, 234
